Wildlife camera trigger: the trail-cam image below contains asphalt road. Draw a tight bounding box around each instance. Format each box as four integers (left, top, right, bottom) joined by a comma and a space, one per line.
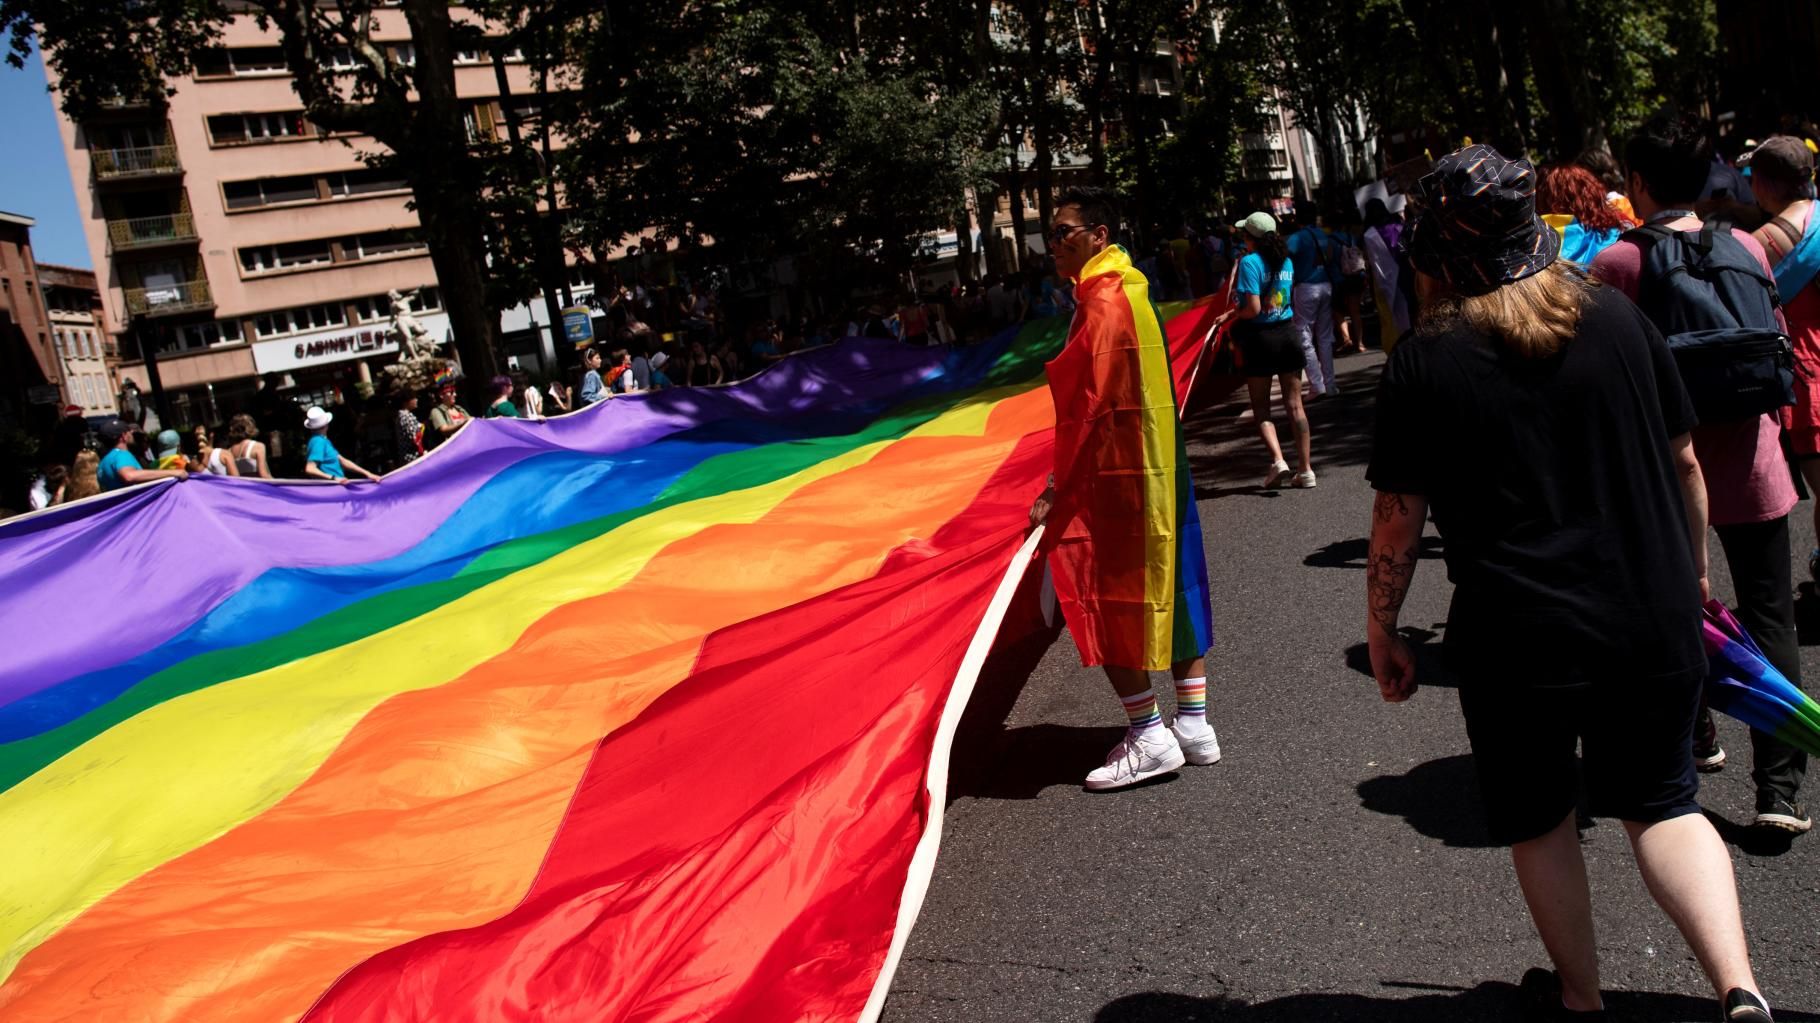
884, 347, 1820, 1023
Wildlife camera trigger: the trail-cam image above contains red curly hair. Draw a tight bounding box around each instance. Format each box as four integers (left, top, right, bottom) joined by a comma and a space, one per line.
1538, 162, 1630, 232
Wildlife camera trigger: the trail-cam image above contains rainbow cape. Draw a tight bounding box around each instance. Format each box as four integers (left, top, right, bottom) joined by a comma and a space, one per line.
0, 304, 1217, 1021
1044, 245, 1215, 671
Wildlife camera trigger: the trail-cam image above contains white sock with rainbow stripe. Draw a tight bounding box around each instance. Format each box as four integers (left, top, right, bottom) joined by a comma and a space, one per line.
1120, 688, 1165, 737
1173, 675, 1211, 737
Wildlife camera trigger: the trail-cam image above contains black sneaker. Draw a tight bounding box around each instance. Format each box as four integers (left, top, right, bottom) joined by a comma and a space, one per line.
1694, 708, 1726, 772
1723, 987, 1774, 1022
1518, 967, 1607, 1020
1753, 791, 1812, 834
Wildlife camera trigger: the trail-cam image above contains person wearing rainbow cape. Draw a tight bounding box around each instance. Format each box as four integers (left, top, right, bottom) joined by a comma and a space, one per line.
1029, 186, 1220, 791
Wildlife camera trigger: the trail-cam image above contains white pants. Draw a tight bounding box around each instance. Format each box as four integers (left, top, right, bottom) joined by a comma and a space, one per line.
1293, 282, 1336, 395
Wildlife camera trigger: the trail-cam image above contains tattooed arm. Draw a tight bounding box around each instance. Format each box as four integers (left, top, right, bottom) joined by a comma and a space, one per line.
1367, 489, 1428, 702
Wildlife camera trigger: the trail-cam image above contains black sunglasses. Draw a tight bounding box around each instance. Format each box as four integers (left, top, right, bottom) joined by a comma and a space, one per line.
1049, 222, 1101, 244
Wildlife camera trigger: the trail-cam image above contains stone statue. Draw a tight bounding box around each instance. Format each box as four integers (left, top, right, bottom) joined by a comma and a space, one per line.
380, 288, 453, 394
389, 289, 440, 361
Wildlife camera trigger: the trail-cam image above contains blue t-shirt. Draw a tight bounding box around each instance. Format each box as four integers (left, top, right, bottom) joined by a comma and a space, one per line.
1236, 252, 1296, 322
305, 434, 345, 478
97, 448, 143, 492
1286, 227, 1334, 285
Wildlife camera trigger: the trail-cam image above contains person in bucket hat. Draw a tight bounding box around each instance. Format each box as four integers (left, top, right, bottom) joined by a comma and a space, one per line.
302, 405, 381, 484
1366, 143, 1777, 1022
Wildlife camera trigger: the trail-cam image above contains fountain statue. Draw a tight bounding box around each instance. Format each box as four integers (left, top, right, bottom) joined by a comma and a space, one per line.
379, 287, 454, 393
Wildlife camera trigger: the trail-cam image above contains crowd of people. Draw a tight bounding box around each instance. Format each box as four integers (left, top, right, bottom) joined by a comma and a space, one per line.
1356, 115, 1818, 1023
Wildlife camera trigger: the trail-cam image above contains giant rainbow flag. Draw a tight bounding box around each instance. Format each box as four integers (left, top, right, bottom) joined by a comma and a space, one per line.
0, 303, 1218, 1022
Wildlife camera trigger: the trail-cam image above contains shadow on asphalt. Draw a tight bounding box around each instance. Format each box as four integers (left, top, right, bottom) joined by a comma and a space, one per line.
1355, 754, 1495, 848
1095, 985, 1820, 1022
1305, 534, 1445, 570
1703, 808, 1803, 858
1180, 352, 1385, 503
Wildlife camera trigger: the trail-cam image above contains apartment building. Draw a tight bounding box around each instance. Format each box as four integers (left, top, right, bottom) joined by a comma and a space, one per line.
47, 10, 540, 429
40, 264, 118, 417
0, 211, 72, 427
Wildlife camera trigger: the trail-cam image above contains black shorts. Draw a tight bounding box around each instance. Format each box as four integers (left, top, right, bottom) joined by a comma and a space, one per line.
1458, 672, 1703, 845
1233, 318, 1304, 378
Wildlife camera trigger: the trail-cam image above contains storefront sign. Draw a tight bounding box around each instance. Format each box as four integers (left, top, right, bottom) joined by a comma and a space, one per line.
562, 306, 595, 347
251, 313, 451, 374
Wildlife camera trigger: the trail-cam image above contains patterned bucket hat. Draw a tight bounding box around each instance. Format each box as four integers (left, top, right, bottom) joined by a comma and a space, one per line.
1406, 144, 1559, 296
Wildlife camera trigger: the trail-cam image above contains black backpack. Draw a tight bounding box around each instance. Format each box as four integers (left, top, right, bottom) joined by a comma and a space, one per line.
1625, 221, 1794, 423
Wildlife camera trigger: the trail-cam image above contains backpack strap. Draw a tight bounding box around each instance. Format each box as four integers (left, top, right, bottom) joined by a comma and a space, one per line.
1621, 223, 1677, 246
1766, 213, 1805, 259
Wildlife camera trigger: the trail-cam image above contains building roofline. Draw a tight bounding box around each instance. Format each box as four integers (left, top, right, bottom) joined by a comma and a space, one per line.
0, 210, 38, 227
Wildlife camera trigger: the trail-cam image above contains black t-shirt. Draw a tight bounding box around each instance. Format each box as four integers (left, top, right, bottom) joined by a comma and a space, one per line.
1367, 285, 1705, 686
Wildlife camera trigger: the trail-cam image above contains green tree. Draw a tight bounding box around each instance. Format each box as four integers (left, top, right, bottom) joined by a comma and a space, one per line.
552, 0, 1003, 302
1, 0, 527, 380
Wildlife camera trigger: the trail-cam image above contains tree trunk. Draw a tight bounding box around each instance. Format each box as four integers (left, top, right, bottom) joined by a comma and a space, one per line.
401, 0, 502, 380
1021, 0, 1056, 237
1120, 65, 1155, 250
953, 200, 977, 282
1465, 7, 1526, 156
979, 185, 1009, 277
1005, 143, 1028, 271
1085, 0, 1111, 184
1523, 0, 1600, 158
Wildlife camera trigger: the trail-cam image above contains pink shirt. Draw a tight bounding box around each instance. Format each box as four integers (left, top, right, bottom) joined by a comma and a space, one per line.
1591, 221, 1797, 526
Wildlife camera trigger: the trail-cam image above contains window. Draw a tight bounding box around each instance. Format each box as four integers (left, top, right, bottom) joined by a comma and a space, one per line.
53, 330, 66, 356
343, 228, 426, 261
390, 43, 417, 67
350, 286, 441, 323
239, 238, 334, 273
208, 111, 312, 145
462, 102, 498, 144
195, 46, 287, 77
231, 46, 287, 74
321, 46, 359, 72
170, 319, 243, 351
325, 167, 409, 197
253, 303, 346, 340
504, 96, 544, 124
224, 174, 319, 210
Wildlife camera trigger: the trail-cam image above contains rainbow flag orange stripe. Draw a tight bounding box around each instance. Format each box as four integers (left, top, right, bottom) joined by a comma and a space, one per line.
0, 306, 1212, 1020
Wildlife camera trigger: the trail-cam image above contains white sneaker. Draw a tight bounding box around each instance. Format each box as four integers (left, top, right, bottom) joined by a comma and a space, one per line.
1263, 460, 1293, 489
1171, 721, 1222, 765
1084, 728, 1186, 791
1290, 470, 1317, 489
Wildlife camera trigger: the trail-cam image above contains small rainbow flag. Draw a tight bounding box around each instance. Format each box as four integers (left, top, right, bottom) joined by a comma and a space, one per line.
0, 304, 1217, 1020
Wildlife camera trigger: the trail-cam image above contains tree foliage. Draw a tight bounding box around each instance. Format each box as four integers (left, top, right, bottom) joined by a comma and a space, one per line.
552, 0, 1005, 288
1229, 0, 1722, 171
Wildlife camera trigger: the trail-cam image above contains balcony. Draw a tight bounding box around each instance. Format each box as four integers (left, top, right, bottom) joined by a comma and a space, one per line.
92, 145, 182, 181
125, 279, 214, 318
107, 213, 198, 253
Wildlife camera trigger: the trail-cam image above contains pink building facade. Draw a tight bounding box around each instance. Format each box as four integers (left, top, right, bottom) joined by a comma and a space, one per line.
48, 10, 537, 427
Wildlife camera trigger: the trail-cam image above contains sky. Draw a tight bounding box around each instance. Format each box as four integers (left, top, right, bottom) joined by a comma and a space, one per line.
0, 48, 91, 269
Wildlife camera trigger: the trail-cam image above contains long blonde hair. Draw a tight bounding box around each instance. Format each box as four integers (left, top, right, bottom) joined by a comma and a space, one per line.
63, 450, 100, 503
1420, 262, 1597, 359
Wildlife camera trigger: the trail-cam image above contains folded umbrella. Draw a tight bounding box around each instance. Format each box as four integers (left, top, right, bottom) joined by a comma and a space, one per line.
1701, 600, 1820, 758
